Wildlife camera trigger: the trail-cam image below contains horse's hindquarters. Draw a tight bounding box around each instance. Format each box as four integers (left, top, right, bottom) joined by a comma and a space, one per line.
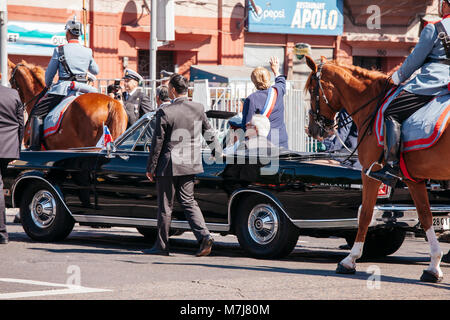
403, 126, 450, 180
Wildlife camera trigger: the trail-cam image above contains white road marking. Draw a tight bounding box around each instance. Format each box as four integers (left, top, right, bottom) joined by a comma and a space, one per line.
0, 278, 111, 299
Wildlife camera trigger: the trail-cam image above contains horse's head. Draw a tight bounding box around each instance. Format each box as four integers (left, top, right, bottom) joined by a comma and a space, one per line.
304, 56, 343, 141
8, 60, 46, 115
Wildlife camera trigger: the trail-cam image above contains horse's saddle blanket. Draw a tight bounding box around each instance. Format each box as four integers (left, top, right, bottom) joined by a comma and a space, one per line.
375, 86, 450, 153
43, 95, 77, 138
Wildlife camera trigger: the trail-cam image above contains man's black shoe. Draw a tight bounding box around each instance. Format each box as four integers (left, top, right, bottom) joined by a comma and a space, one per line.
196, 235, 214, 257
142, 246, 170, 256
443, 251, 450, 264
0, 237, 8, 244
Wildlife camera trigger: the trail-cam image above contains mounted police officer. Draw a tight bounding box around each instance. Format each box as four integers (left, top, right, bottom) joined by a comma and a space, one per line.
121, 69, 153, 128
368, 0, 450, 187
29, 16, 99, 150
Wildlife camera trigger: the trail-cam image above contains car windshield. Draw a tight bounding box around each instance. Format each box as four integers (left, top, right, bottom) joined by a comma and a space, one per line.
114, 112, 239, 153
116, 120, 151, 151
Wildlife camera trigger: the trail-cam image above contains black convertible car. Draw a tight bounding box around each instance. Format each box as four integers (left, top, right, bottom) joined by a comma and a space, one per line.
4, 112, 450, 259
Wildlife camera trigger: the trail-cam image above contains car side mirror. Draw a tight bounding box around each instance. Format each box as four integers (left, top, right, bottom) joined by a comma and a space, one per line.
106, 142, 116, 158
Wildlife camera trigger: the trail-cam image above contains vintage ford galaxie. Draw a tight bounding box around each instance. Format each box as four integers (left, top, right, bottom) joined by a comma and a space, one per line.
4, 112, 450, 259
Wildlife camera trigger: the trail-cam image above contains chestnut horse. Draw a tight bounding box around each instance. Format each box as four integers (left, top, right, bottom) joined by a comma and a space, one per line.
305, 56, 449, 283
8, 60, 128, 149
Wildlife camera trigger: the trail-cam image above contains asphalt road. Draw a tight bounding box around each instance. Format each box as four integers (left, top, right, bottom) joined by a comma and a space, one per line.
1, 209, 449, 302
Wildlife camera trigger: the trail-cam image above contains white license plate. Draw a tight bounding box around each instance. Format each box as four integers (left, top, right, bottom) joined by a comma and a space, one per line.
432, 216, 450, 231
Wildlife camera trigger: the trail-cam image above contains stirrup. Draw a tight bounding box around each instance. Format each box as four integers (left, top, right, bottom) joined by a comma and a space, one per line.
365, 162, 402, 187
365, 162, 402, 179
364, 162, 381, 178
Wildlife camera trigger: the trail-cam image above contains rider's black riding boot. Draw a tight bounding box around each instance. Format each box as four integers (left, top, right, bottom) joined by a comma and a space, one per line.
29, 116, 43, 151
367, 118, 401, 187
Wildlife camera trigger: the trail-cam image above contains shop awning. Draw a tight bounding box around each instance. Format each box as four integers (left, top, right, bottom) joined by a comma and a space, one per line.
189, 65, 255, 83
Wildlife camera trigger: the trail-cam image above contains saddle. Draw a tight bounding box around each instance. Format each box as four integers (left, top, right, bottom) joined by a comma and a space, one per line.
375, 85, 450, 153
43, 95, 77, 138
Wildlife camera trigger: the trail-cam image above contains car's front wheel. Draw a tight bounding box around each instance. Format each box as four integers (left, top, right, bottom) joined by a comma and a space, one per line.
235, 195, 299, 259
20, 182, 74, 242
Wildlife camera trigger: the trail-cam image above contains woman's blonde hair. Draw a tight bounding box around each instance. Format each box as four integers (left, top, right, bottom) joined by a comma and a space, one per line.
251, 67, 271, 90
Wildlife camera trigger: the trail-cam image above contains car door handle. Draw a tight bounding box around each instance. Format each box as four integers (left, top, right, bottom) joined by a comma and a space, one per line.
119, 154, 130, 161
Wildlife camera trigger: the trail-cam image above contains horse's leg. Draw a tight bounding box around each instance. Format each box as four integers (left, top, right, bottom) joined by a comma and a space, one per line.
337, 174, 381, 273
405, 180, 443, 282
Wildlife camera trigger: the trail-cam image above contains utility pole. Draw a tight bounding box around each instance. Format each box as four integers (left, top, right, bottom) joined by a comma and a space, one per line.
0, 0, 8, 86
150, 0, 157, 98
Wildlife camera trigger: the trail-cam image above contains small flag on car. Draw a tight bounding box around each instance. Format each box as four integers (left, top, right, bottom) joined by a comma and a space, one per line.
96, 125, 113, 148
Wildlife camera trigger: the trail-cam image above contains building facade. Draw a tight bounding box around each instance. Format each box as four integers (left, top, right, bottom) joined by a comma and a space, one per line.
6, 0, 439, 81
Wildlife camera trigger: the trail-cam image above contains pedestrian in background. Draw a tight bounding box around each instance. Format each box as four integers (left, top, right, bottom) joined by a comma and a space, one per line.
155, 85, 171, 109
322, 109, 358, 153
122, 69, 153, 127
0, 84, 24, 244
144, 74, 215, 256
148, 86, 172, 139
242, 56, 289, 149
159, 70, 173, 87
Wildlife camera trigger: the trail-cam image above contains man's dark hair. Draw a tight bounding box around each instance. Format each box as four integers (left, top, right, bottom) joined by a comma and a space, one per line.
169, 74, 189, 94
156, 85, 170, 102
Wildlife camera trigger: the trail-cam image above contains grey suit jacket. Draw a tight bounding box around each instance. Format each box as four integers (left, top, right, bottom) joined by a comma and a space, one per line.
146, 97, 215, 177
0, 86, 24, 159
123, 89, 153, 127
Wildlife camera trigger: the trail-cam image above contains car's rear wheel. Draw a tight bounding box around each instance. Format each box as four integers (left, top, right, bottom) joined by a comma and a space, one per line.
345, 228, 406, 258
20, 182, 74, 242
235, 195, 299, 259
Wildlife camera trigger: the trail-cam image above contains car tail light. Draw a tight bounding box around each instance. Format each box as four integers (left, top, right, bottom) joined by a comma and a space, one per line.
377, 184, 391, 199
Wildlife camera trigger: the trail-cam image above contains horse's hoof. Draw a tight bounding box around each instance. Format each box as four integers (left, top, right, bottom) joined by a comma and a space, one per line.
420, 270, 443, 283
336, 263, 356, 274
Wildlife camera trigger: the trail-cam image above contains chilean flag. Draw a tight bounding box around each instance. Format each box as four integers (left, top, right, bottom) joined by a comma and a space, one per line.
96, 125, 113, 148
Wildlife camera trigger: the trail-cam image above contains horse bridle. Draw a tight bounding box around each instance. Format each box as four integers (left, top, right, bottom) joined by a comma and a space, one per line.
9, 63, 44, 108
309, 62, 340, 134
9, 63, 24, 91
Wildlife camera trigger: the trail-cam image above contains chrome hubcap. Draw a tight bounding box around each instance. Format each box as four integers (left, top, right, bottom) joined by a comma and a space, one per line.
30, 190, 56, 229
248, 204, 279, 245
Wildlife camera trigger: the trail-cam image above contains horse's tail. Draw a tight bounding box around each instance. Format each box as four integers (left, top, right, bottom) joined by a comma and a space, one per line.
105, 98, 127, 140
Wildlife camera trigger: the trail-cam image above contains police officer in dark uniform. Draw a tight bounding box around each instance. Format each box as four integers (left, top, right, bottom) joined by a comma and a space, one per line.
29, 17, 99, 150
122, 69, 154, 127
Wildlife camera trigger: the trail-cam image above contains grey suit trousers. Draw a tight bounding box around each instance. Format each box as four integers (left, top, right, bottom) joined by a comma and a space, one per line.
155, 175, 209, 250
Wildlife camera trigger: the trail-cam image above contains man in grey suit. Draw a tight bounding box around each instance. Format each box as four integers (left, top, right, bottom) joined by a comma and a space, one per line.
0, 85, 24, 244
145, 74, 215, 256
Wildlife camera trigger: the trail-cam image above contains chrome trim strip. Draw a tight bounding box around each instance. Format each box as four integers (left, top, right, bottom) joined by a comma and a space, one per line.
72, 215, 229, 232
375, 205, 450, 213
11, 175, 73, 217
291, 218, 358, 229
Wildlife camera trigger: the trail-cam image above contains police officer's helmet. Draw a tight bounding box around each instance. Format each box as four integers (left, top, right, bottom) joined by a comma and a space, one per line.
65, 17, 83, 37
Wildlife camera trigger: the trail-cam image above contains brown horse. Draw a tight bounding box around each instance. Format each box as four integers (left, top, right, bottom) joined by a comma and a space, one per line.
8, 60, 128, 149
305, 56, 449, 283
